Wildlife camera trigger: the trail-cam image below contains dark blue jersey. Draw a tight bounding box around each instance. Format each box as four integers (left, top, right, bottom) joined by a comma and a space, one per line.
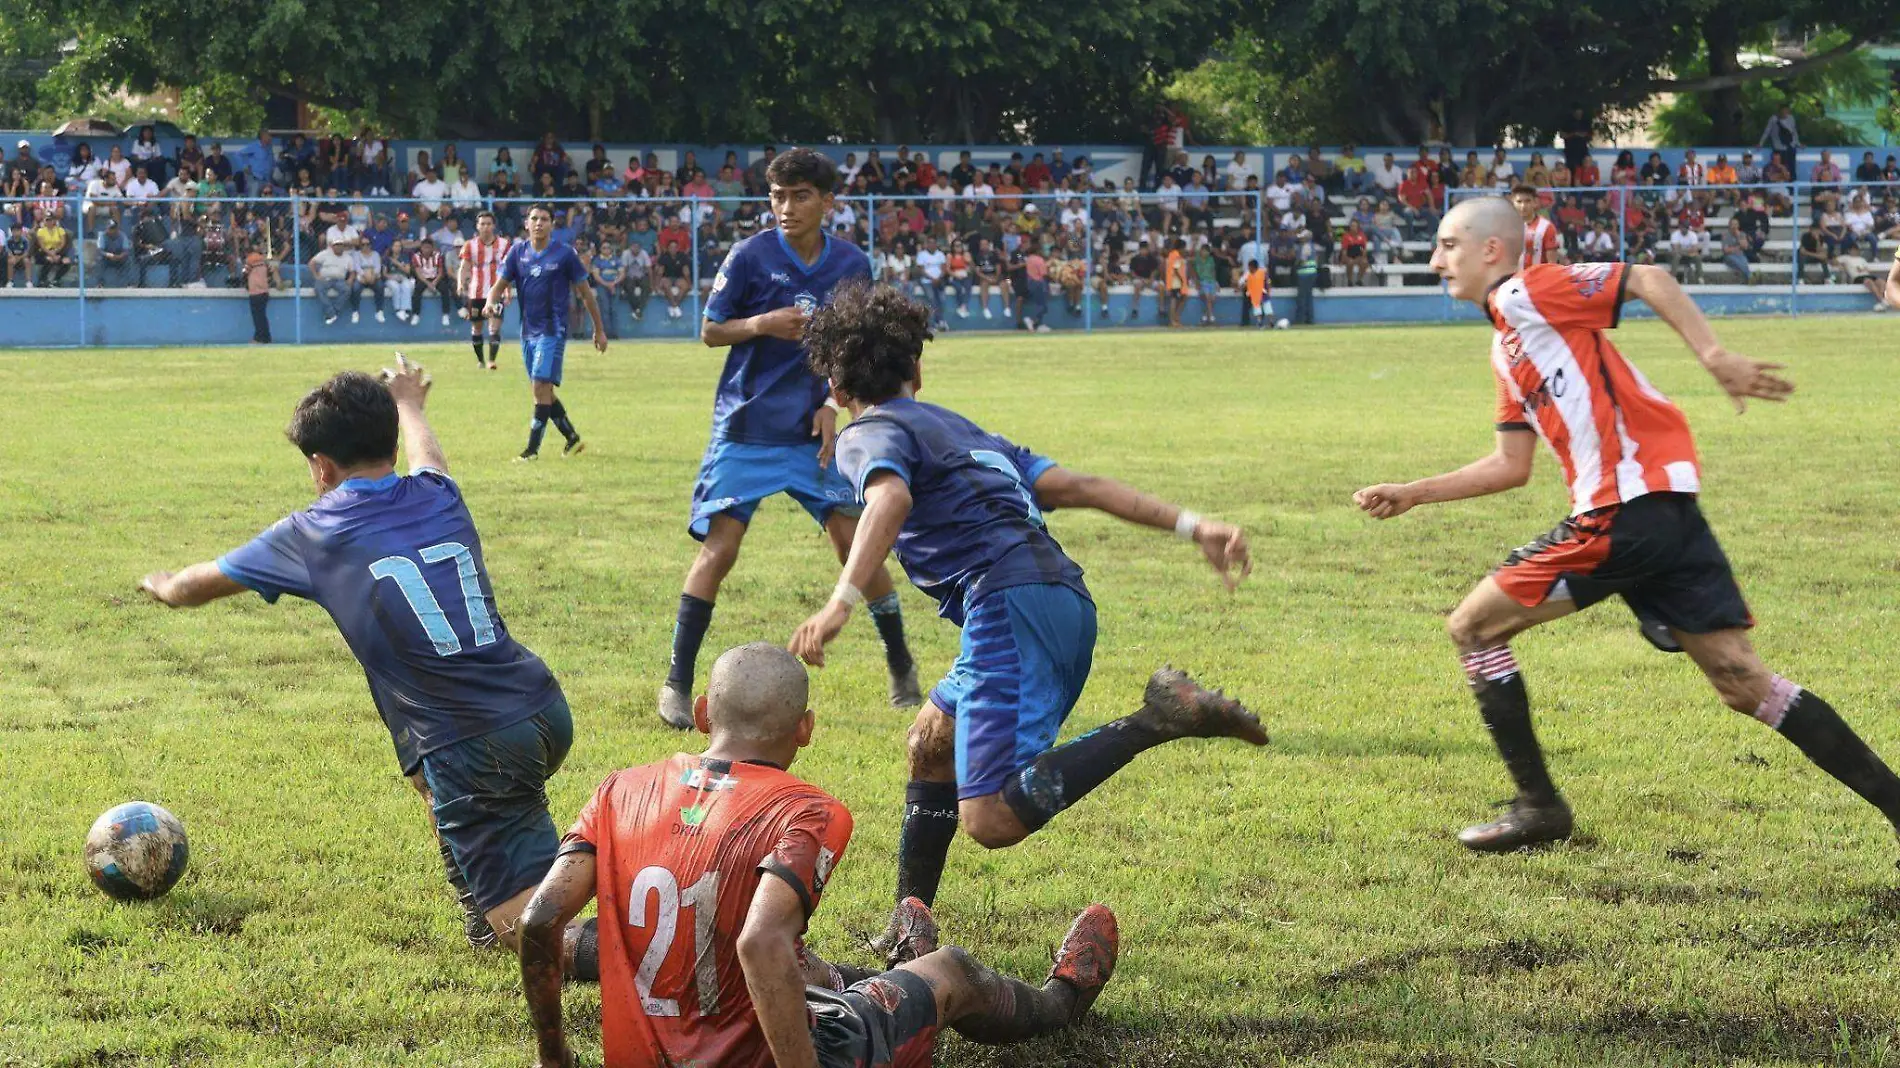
702, 230, 871, 446
834, 398, 1089, 625
217, 470, 561, 773
499, 238, 589, 339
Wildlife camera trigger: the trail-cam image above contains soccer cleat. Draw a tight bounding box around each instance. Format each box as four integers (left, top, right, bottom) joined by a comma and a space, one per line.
888, 663, 923, 708
1138, 666, 1269, 746
461, 896, 499, 949
658, 684, 695, 730
1457, 797, 1574, 852
487, 361, 498, 371
879, 897, 940, 967
562, 438, 586, 457
514, 450, 538, 462
1047, 904, 1118, 1021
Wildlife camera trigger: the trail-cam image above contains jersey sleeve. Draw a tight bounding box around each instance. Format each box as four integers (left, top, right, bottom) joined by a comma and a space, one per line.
835, 419, 921, 501
703, 239, 749, 323
1001, 436, 1059, 494
496, 245, 518, 284
1494, 372, 1530, 432
755, 795, 853, 920
1521, 262, 1628, 330
215, 516, 314, 603
563, 246, 589, 284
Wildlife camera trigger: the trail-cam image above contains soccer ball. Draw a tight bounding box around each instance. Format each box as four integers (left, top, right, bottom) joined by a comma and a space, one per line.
1274, 318, 1291, 330
84, 801, 189, 901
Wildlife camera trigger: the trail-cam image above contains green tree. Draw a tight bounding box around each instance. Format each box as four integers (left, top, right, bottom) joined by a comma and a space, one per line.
1650, 32, 1887, 147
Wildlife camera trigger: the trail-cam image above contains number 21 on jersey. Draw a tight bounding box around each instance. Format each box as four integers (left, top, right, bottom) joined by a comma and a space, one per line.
629, 865, 721, 1017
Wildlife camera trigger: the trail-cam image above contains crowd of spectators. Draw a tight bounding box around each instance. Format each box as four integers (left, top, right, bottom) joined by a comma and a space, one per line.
3, 124, 1897, 321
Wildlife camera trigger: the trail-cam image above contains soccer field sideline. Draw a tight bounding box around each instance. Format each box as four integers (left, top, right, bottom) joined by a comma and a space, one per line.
5, 319, 1900, 1066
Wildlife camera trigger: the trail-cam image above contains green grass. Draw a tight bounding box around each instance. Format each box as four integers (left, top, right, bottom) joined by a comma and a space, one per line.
4, 318, 1900, 1067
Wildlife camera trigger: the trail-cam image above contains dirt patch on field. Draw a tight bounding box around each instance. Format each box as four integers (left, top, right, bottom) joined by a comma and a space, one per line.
1313, 936, 1576, 990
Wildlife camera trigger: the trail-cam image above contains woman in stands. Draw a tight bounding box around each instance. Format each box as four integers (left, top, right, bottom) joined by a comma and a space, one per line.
1611, 150, 1638, 187
68, 143, 99, 187
131, 126, 166, 186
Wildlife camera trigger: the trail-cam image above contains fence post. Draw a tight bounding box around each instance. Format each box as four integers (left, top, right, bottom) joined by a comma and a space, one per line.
689, 197, 701, 332
292, 193, 303, 345
75, 195, 87, 346
1441, 184, 1454, 322
1083, 189, 1094, 332
866, 194, 877, 264
1788, 181, 1801, 317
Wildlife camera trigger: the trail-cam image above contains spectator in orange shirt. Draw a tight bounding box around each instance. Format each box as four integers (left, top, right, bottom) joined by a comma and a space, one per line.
1164, 237, 1189, 328
994, 171, 1023, 213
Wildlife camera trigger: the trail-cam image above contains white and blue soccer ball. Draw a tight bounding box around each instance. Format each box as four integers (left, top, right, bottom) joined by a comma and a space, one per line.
1274, 318, 1290, 330
85, 801, 189, 901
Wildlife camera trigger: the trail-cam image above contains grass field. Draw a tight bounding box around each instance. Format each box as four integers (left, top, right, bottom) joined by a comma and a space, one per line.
5, 318, 1900, 1067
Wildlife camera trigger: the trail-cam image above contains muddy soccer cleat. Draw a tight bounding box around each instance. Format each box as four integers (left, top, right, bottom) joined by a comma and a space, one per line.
1457, 796, 1574, 852
879, 896, 940, 967
888, 662, 923, 708
658, 683, 695, 730
1047, 903, 1119, 1020
1139, 666, 1269, 746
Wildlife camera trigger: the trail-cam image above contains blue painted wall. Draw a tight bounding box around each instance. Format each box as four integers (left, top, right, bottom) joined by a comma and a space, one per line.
0, 288, 1873, 349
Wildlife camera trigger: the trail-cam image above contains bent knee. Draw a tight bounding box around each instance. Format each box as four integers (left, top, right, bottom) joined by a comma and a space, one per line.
960, 803, 1027, 849
1446, 608, 1498, 653
906, 711, 955, 778
1707, 660, 1772, 714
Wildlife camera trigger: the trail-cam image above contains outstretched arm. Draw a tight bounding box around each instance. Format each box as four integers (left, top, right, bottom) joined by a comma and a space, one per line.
381, 354, 447, 474
736, 875, 823, 1068
789, 473, 911, 666
1032, 466, 1251, 590
1624, 263, 1792, 413
1354, 429, 1536, 519
139, 561, 248, 607
518, 851, 596, 1068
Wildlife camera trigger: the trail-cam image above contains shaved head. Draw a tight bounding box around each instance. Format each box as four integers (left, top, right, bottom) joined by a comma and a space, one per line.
1443, 196, 1525, 257
705, 642, 810, 743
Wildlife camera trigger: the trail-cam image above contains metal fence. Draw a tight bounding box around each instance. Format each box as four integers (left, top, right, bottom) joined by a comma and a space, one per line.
2, 180, 1892, 346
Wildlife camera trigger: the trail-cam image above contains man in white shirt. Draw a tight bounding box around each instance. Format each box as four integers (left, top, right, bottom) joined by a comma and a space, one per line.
840, 152, 862, 186
84, 170, 123, 225
450, 173, 483, 220
1582, 221, 1617, 261
1059, 198, 1088, 233
1265, 173, 1294, 216
1224, 151, 1254, 192
1372, 153, 1402, 195
308, 239, 356, 325
431, 216, 467, 259
928, 175, 956, 210
323, 218, 361, 249
914, 235, 949, 325
412, 167, 449, 222
123, 166, 159, 205
963, 176, 995, 204
1668, 219, 1705, 283
827, 200, 858, 235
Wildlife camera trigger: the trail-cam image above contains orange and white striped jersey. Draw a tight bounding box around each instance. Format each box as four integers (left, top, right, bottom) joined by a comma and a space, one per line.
1487, 263, 1700, 516
1521, 217, 1561, 269
459, 236, 511, 300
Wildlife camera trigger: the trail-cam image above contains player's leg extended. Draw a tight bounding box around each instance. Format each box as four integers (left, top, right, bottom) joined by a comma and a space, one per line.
521, 376, 555, 459
408, 771, 496, 948
1446, 575, 1580, 850
660, 513, 748, 727
902, 903, 1117, 1043
824, 510, 920, 707
547, 389, 583, 455
1674, 627, 1900, 836
955, 585, 1266, 851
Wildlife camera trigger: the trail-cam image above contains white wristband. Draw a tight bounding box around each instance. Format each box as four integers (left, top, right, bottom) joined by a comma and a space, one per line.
1174, 510, 1201, 541
832, 580, 865, 608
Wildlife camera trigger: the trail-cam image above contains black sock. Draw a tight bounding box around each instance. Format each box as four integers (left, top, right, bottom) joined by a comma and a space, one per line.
1769, 683, 1900, 827
525, 404, 550, 455
564, 917, 599, 982
1000, 714, 1169, 833
438, 837, 481, 918
895, 781, 959, 905
487, 338, 499, 362
1463, 648, 1559, 805
471, 338, 484, 365
549, 398, 579, 443
867, 592, 914, 676
666, 594, 714, 692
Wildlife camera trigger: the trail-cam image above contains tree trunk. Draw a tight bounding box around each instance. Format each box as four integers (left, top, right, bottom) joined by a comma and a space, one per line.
1702, 18, 1744, 145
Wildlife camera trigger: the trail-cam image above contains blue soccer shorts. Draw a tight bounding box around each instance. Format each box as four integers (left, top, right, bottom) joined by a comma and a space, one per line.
687, 438, 860, 540
420, 695, 573, 912
928, 583, 1098, 800
521, 334, 567, 385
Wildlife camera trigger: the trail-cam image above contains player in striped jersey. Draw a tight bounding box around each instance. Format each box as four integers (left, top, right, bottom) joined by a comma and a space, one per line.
1355, 196, 1900, 857
458, 210, 510, 370
1511, 185, 1564, 269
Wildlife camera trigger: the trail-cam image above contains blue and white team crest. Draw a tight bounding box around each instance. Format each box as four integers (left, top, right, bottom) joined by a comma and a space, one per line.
793, 292, 818, 316
84, 800, 190, 901
529, 264, 545, 278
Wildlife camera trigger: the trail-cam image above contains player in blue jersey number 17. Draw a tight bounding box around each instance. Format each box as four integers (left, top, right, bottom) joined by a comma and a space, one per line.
137, 356, 598, 978
788, 282, 1269, 958
660, 148, 918, 728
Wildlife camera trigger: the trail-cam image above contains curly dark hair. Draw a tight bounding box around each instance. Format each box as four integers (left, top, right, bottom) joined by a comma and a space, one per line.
285, 370, 398, 466
766, 147, 839, 194
803, 281, 933, 404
